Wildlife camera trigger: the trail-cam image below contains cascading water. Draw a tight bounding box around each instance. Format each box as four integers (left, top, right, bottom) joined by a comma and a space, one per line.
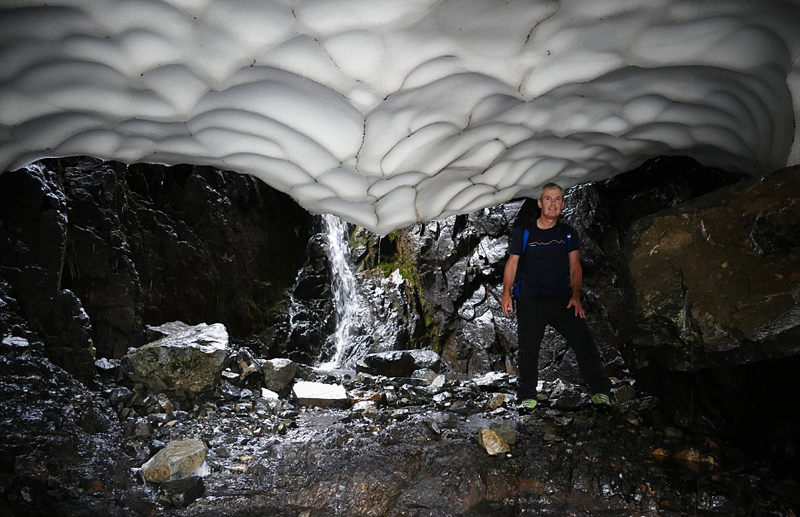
319, 213, 374, 369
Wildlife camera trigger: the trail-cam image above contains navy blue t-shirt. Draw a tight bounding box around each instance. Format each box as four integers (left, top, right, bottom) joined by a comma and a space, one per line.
510, 221, 580, 300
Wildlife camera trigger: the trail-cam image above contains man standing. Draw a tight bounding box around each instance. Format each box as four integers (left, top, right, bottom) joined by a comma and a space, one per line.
501, 183, 612, 412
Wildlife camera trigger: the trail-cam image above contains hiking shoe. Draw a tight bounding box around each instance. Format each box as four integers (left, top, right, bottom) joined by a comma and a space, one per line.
591, 393, 611, 406
517, 399, 538, 413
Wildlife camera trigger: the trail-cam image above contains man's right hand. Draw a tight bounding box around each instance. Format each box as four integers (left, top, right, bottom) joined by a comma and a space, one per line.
501, 291, 513, 317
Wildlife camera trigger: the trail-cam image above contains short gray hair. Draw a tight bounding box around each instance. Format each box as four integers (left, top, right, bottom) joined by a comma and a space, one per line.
539, 182, 563, 199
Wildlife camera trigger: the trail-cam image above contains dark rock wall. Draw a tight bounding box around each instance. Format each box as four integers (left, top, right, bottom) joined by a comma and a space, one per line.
615, 165, 800, 470
0, 162, 96, 382
0, 330, 132, 516
1, 158, 312, 379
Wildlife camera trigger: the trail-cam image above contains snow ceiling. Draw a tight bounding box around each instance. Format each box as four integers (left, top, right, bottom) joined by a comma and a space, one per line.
1, 0, 800, 234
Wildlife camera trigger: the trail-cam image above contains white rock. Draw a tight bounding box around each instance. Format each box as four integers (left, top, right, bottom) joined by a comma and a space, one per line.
292, 381, 348, 407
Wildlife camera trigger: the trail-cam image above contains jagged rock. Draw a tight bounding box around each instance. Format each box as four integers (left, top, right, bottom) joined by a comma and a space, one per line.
146, 321, 192, 342
486, 393, 506, 411
613, 384, 637, 403
262, 358, 298, 393
268, 231, 335, 364
472, 371, 511, 391
235, 348, 262, 378
0, 165, 97, 381
255, 388, 283, 414
219, 380, 242, 401
292, 381, 348, 407
107, 386, 134, 409
120, 323, 229, 396
489, 423, 517, 445
478, 428, 510, 456
356, 349, 442, 377
411, 368, 439, 384
159, 475, 205, 507
140, 439, 208, 484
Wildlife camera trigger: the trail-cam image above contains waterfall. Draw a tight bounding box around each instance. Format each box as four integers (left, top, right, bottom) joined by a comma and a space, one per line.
319, 213, 373, 369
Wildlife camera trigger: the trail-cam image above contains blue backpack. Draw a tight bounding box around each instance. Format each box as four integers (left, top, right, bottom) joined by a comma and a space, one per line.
511, 225, 572, 300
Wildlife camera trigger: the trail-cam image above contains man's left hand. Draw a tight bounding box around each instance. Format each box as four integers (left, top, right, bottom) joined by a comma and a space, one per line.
567, 296, 585, 318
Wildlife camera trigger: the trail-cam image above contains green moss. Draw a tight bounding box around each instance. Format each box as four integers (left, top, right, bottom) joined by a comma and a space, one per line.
246, 298, 269, 334
349, 226, 446, 354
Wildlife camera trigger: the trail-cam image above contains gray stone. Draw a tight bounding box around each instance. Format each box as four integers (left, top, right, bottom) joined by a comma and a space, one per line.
121, 323, 229, 396
489, 423, 517, 445
613, 384, 637, 403
158, 475, 205, 507
473, 371, 510, 391
262, 358, 297, 393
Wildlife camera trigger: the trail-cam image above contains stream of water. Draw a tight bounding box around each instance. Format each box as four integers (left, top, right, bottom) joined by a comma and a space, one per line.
319, 214, 374, 369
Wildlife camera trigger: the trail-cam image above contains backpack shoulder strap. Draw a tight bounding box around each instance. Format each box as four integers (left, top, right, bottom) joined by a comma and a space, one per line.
513, 225, 531, 300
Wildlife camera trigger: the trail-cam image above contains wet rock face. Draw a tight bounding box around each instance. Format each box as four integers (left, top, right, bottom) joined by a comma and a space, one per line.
376, 204, 523, 377
336, 157, 751, 387
1, 158, 312, 369
0, 164, 95, 383
118, 161, 311, 343
265, 229, 336, 364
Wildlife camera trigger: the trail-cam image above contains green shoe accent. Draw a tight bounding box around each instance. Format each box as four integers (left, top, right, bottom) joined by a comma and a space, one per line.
517, 399, 537, 411
591, 393, 611, 406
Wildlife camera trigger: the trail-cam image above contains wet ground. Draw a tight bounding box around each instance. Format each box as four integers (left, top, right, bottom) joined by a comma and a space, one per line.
2, 337, 799, 516
124, 370, 800, 516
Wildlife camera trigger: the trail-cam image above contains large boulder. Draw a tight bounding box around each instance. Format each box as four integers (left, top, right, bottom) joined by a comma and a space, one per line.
623, 165, 800, 371
121, 323, 230, 396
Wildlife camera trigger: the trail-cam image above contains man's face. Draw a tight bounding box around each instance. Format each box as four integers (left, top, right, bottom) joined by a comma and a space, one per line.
538, 187, 564, 219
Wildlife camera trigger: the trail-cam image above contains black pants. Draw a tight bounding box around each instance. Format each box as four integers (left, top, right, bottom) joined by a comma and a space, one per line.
516, 298, 611, 400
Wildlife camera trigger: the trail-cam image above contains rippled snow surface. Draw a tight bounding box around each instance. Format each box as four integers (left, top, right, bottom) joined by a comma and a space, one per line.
1, 0, 799, 233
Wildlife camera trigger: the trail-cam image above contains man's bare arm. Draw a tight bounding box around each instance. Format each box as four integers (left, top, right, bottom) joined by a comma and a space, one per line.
567, 250, 585, 318
501, 254, 520, 317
